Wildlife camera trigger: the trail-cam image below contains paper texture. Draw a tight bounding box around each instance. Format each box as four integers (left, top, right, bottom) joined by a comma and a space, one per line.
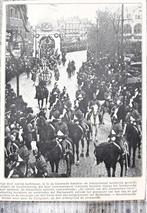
0, 0, 146, 201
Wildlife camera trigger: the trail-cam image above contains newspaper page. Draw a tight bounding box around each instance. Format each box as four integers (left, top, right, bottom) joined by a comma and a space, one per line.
0, 0, 146, 201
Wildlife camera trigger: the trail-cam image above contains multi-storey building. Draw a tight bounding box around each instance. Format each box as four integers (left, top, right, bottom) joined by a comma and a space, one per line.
6, 5, 33, 56
124, 5, 142, 42
58, 17, 92, 41
123, 5, 142, 56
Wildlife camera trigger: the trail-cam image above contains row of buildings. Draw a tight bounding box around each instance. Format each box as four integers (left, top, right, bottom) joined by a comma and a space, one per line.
5, 4, 142, 58
57, 17, 93, 41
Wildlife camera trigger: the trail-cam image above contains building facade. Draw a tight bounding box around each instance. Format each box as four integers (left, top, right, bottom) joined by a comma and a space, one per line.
124, 5, 142, 42
58, 17, 92, 41
6, 5, 33, 57
123, 5, 142, 57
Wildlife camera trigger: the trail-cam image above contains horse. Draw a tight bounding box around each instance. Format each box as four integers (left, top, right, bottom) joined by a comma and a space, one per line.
37, 138, 73, 176
125, 123, 141, 168
5, 152, 29, 178
67, 122, 83, 164
94, 142, 126, 177
36, 116, 56, 142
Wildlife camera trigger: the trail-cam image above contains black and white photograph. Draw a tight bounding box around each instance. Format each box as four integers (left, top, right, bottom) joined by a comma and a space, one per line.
3, 1, 144, 179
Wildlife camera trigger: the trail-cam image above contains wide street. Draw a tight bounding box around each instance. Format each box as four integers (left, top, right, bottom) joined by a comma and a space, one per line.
10, 50, 141, 178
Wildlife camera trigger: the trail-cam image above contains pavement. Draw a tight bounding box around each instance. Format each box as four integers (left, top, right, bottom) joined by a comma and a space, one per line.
10, 50, 87, 114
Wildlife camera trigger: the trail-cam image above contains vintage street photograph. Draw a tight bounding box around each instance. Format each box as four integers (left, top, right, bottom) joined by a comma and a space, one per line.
4, 2, 143, 178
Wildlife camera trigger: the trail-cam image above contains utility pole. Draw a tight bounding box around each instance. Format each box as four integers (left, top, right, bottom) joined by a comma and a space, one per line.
96, 18, 99, 61
121, 4, 124, 75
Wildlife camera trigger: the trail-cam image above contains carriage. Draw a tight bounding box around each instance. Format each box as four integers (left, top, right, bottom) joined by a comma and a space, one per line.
39, 68, 52, 85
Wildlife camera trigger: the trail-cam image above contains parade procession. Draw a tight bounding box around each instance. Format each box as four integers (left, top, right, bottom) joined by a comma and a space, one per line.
4, 3, 143, 178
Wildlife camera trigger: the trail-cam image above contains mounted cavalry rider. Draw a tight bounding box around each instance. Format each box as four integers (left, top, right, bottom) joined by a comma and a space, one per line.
60, 86, 68, 101
49, 83, 60, 110
124, 104, 141, 138
108, 118, 128, 155
73, 102, 90, 138
51, 113, 72, 157
96, 82, 106, 106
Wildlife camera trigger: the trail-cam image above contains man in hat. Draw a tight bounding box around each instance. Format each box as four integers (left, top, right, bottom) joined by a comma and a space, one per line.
108, 118, 126, 154
52, 83, 60, 96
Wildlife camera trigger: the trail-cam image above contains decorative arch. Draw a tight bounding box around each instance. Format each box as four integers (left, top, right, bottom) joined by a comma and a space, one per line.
39, 35, 55, 59
134, 23, 142, 34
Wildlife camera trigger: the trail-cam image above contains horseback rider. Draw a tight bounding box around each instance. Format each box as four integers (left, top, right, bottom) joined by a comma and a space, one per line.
124, 104, 141, 138
60, 86, 68, 100
108, 118, 128, 155
49, 83, 60, 110
51, 114, 72, 157
97, 82, 106, 106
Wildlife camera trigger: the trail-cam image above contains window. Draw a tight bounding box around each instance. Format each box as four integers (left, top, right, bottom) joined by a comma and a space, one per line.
134, 23, 142, 34
10, 8, 13, 17
124, 24, 132, 34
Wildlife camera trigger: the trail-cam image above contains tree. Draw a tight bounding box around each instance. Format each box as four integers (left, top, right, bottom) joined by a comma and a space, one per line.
87, 10, 121, 60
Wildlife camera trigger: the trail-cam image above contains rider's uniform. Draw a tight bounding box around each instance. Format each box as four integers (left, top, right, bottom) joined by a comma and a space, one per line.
125, 108, 141, 136
53, 119, 69, 137
108, 120, 126, 154
53, 119, 72, 156
74, 109, 89, 135
96, 86, 106, 106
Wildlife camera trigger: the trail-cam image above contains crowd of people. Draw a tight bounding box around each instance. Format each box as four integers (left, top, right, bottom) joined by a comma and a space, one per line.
5, 47, 142, 177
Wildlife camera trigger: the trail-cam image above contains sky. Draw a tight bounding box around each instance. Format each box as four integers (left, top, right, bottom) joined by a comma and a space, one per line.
27, 3, 140, 26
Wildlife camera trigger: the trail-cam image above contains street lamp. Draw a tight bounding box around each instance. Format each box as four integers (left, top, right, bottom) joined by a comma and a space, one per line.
8, 31, 25, 97
32, 27, 40, 58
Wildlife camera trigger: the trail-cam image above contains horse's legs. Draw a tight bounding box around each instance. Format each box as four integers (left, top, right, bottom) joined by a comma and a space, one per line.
72, 144, 75, 164
98, 114, 102, 125
50, 161, 54, 173
132, 147, 137, 168
41, 99, 44, 109
106, 166, 111, 177
38, 99, 40, 109
86, 134, 90, 157
75, 142, 79, 164
45, 97, 48, 106
119, 160, 124, 177
66, 153, 72, 176
55, 161, 59, 173
80, 138, 84, 157
138, 138, 141, 159
25, 161, 29, 177
112, 164, 116, 177
128, 145, 131, 168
